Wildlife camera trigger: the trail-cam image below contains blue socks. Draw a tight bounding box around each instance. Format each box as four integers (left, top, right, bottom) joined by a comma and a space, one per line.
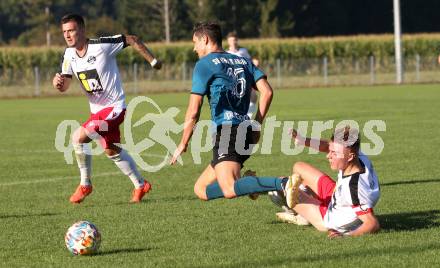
206, 181, 224, 200
205, 176, 287, 200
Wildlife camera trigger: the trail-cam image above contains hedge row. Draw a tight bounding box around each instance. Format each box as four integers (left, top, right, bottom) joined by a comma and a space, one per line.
1, 34, 440, 70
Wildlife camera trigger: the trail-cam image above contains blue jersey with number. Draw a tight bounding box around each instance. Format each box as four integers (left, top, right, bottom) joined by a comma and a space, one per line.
191, 52, 266, 126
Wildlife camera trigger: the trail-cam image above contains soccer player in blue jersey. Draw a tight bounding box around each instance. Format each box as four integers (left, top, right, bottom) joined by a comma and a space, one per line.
170, 22, 299, 204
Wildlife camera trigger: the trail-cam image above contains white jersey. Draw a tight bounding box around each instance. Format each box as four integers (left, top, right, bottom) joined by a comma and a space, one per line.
323, 152, 380, 233
227, 47, 251, 60
61, 35, 127, 114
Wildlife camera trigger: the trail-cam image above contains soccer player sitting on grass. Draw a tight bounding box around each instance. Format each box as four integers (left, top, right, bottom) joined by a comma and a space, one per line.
52, 14, 161, 204
276, 126, 381, 238
170, 22, 299, 204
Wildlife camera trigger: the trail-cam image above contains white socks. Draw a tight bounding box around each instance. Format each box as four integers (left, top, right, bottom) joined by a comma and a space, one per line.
108, 149, 144, 189
73, 144, 144, 189
73, 143, 92, 186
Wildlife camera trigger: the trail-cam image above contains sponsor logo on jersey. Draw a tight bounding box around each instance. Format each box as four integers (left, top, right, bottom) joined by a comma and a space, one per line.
223, 111, 249, 122
87, 56, 97, 64
76, 69, 104, 93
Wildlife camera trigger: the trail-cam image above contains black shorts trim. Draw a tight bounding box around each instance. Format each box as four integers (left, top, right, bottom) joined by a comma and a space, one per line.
211, 124, 255, 168
191, 92, 205, 96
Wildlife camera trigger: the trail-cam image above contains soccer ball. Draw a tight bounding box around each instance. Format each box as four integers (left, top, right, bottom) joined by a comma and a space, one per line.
65, 221, 101, 255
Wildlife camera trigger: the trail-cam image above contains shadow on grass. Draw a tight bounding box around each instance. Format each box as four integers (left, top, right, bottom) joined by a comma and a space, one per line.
0, 212, 59, 219
381, 178, 440, 187
203, 242, 440, 268
96, 247, 155, 256
378, 210, 440, 232
265, 210, 440, 231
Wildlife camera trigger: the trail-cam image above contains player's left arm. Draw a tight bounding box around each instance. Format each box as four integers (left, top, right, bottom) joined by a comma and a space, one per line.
125, 35, 162, 70
329, 211, 380, 239
348, 211, 380, 236
170, 94, 203, 165
254, 78, 273, 125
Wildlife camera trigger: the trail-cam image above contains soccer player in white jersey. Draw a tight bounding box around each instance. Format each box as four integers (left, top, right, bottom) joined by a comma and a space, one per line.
52, 14, 161, 204
280, 126, 380, 238
226, 32, 252, 60
226, 32, 259, 120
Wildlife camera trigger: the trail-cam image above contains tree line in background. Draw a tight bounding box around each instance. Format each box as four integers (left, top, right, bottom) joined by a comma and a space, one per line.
2, 34, 440, 70
1, 0, 440, 46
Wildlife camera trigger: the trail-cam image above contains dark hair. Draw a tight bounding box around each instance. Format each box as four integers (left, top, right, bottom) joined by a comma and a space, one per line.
331, 125, 360, 154
60, 14, 85, 29
227, 31, 237, 39
193, 22, 222, 46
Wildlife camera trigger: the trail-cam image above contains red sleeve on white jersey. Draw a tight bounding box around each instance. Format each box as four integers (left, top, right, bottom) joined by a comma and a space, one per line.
352, 205, 374, 216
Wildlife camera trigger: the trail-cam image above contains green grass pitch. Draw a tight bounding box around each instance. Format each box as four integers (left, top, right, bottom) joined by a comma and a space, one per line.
0, 84, 439, 267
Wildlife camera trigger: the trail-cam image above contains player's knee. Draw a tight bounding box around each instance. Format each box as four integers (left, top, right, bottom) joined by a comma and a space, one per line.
293, 162, 306, 174
104, 145, 121, 157
72, 128, 90, 144
72, 129, 83, 144
194, 184, 208, 201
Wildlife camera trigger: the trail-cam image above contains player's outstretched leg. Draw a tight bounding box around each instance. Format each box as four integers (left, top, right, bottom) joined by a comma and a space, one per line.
242, 169, 259, 200
203, 162, 290, 200
70, 129, 93, 204
205, 175, 290, 200
107, 148, 151, 203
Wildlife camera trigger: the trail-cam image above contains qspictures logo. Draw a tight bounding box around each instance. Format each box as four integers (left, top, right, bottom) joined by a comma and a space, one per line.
54, 96, 386, 172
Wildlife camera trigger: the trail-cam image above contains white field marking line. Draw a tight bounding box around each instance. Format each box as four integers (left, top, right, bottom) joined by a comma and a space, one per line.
0, 149, 166, 158
0, 171, 120, 187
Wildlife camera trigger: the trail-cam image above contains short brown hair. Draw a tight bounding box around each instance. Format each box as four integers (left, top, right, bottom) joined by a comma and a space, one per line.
193, 22, 222, 46
61, 13, 85, 29
331, 126, 360, 154
227, 32, 237, 39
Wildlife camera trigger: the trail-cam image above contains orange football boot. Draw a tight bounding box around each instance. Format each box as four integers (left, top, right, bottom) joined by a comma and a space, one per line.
69, 185, 93, 204
130, 181, 152, 203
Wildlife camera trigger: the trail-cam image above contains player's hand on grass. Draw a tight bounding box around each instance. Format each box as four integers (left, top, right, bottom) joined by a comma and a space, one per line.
170, 143, 186, 165
327, 229, 344, 239
53, 73, 65, 91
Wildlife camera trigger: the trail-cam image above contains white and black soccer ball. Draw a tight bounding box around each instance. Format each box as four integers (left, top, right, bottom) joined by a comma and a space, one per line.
65, 221, 101, 255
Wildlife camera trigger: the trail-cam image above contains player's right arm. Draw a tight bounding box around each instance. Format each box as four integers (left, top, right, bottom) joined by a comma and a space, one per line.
170, 94, 203, 165
52, 73, 72, 92
55, 48, 73, 92
170, 60, 209, 165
